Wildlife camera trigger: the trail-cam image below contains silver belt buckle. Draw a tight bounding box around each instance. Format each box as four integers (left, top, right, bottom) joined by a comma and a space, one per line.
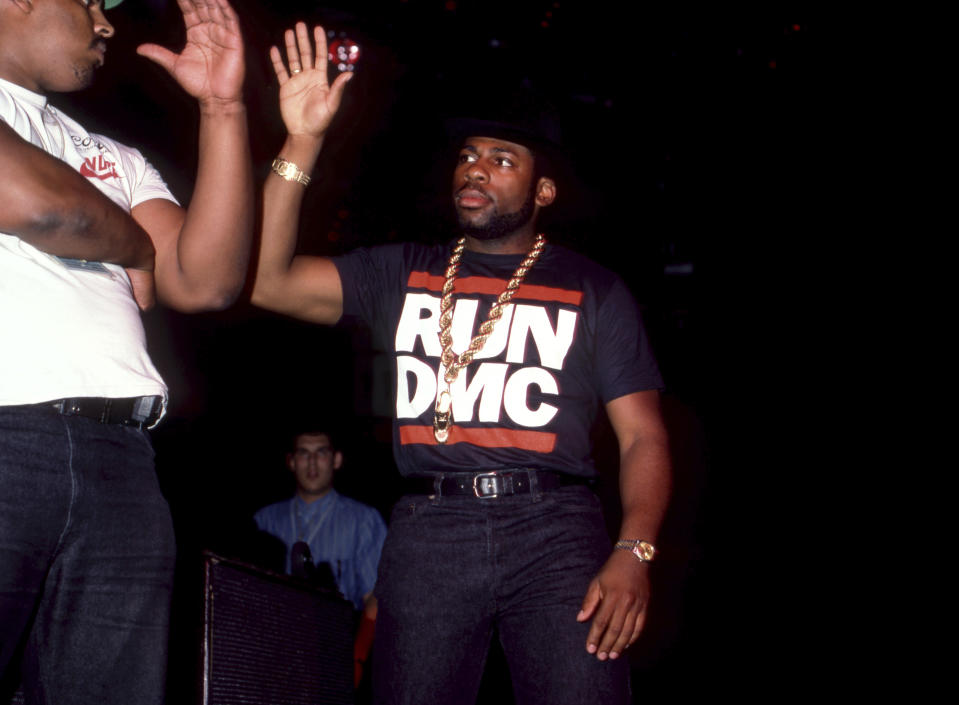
473, 472, 504, 499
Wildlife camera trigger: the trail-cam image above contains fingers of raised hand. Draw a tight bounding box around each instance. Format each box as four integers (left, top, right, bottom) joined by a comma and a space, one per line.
295, 22, 315, 71
269, 45, 290, 83
178, 0, 223, 26
282, 22, 322, 77
177, 0, 240, 41
312, 25, 330, 73
204, 0, 240, 32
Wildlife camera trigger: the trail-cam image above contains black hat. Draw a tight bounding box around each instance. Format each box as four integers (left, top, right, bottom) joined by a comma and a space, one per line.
445, 88, 565, 174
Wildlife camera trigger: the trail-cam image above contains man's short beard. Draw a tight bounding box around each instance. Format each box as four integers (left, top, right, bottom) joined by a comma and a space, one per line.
71, 64, 96, 89
457, 186, 536, 241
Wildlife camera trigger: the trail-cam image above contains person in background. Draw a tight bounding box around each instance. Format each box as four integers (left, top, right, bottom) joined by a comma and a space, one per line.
254, 428, 386, 686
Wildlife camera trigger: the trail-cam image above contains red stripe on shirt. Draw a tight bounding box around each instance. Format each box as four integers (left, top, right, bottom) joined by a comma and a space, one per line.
406, 271, 582, 306
398, 425, 557, 453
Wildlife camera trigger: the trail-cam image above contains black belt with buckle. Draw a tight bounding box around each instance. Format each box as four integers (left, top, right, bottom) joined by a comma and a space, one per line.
25, 396, 162, 429
405, 469, 588, 499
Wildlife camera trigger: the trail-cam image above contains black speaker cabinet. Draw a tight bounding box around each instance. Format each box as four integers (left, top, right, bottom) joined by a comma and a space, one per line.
201, 552, 355, 705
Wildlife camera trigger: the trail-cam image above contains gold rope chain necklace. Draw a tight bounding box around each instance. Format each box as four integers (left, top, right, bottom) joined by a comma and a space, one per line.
433, 233, 546, 443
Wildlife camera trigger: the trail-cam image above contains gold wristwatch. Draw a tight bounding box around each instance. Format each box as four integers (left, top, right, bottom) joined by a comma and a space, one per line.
271, 157, 311, 186
614, 539, 657, 563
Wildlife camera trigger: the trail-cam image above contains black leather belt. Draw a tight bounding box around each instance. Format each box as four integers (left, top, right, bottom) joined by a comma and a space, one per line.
405, 469, 588, 499
25, 396, 162, 429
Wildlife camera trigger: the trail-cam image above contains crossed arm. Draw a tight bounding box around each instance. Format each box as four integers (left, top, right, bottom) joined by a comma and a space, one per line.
0, 121, 155, 270
0, 0, 252, 313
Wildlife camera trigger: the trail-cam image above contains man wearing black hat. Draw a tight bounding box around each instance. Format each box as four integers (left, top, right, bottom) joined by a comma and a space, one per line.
253, 24, 669, 705
0, 0, 252, 702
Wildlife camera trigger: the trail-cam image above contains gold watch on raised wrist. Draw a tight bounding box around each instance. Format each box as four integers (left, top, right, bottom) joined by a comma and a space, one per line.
271, 157, 311, 186
614, 539, 657, 563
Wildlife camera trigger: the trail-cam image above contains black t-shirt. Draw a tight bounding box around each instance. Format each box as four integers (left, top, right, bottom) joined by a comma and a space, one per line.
333, 241, 662, 478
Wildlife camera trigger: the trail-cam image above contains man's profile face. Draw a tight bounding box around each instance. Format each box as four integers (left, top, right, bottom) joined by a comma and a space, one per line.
287, 433, 341, 502
452, 136, 538, 241
3, 0, 114, 93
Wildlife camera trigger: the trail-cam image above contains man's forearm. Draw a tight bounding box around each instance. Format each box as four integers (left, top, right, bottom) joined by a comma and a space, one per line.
617, 434, 672, 545
251, 133, 325, 310
608, 390, 672, 546
15, 200, 155, 270
155, 101, 253, 309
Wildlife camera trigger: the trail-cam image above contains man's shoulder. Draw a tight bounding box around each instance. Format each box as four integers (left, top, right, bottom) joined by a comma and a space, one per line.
254, 498, 293, 522
543, 241, 619, 279
335, 240, 448, 268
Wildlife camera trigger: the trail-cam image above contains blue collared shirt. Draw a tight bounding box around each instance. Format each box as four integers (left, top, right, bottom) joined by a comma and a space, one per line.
254, 490, 387, 610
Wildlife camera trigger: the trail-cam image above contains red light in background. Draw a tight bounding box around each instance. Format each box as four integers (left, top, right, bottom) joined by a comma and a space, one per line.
328, 38, 361, 72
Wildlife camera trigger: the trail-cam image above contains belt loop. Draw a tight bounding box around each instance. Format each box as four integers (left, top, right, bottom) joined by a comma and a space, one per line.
432, 474, 444, 504
528, 468, 543, 503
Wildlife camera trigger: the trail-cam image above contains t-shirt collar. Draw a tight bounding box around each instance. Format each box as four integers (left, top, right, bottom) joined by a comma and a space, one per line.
0, 76, 47, 110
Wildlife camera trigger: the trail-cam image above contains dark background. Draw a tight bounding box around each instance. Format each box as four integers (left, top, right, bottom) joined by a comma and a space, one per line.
50, 2, 810, 701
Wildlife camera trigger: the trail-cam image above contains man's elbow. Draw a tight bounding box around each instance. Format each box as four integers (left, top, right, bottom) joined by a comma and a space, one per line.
249, 278, 278, 311
162, 276, 246, 313
198, 283, 244, 312
189, 282, 244, 312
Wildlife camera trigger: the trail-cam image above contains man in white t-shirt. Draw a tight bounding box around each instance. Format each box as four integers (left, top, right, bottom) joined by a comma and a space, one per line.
0, 1, 253, 703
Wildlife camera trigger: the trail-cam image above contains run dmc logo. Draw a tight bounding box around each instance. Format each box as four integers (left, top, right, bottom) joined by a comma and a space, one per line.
394, 291, 578, 428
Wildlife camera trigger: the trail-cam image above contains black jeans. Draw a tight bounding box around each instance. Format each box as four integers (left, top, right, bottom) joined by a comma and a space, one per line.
372, 484, 630, 705
0, 407, 175, 705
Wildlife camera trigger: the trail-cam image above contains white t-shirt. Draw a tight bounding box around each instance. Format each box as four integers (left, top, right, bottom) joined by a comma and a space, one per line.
0, 77, 175, 411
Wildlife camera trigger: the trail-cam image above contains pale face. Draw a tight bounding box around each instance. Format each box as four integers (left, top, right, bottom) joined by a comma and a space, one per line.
287, 433, 342, 503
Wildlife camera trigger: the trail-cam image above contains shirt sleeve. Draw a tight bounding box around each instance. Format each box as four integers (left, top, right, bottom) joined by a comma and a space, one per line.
332, 243, 412, 338
353, 508, 388, 602
130, 156, 180, 208
594, 277, 664, 402
122, 146, 180, 209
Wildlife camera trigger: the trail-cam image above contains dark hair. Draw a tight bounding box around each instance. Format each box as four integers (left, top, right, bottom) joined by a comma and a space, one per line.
530, 148, 557, 185
289, 428, 338, 453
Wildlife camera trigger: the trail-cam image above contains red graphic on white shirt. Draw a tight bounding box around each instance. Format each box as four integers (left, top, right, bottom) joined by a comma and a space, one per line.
80, 154, 119, 181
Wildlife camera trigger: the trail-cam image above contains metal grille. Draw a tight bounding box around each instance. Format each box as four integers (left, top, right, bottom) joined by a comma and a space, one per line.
202, 554, 354, 705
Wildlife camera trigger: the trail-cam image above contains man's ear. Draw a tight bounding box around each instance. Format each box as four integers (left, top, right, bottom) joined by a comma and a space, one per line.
535, 177, 556, 207
286, 453, 295, 472
333, 451, 344, 471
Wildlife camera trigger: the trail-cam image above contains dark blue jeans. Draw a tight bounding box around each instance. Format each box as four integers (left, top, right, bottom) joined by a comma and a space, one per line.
372, 484, 630, 705
0, 407, 175, 705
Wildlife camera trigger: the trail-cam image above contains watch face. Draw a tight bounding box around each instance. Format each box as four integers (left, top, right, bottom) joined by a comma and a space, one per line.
633, 542, 656, 562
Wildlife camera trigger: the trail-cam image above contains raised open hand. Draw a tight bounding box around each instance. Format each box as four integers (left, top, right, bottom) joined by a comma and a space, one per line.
136, 0, 245, 106
270, 23, 353, 139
